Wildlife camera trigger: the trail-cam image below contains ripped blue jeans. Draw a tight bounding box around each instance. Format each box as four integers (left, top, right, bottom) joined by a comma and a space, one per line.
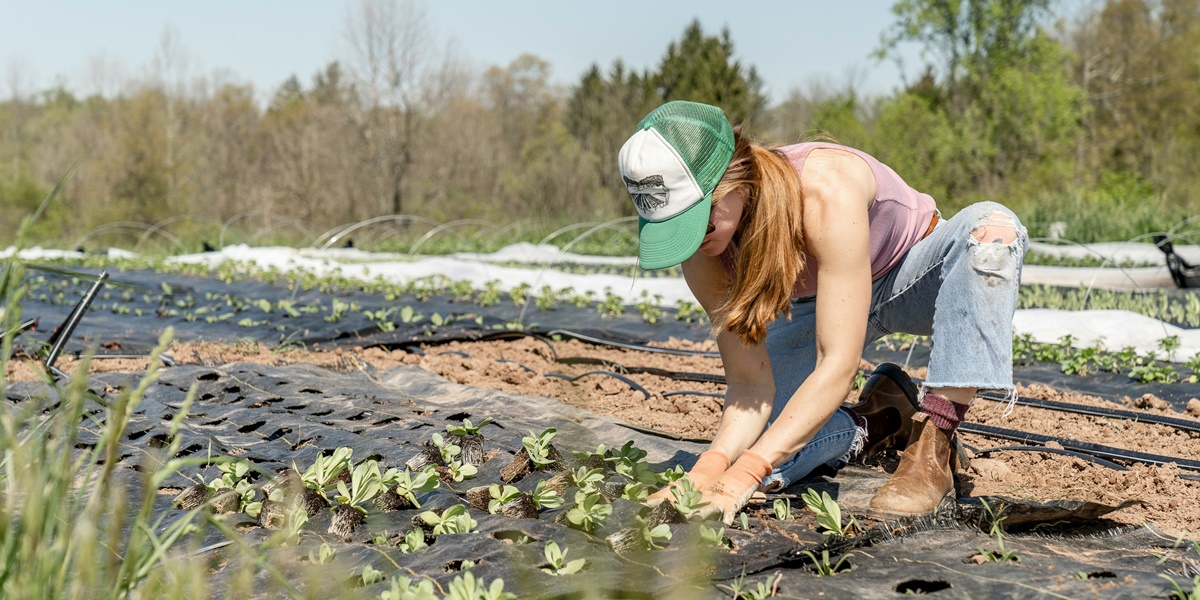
759, 201, 1028, 491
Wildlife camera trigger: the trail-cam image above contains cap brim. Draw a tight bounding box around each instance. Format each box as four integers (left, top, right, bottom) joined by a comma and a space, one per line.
637, 196, 711, 270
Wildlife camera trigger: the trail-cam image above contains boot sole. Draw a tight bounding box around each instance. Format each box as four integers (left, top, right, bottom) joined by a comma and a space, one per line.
862, 489, 958, 521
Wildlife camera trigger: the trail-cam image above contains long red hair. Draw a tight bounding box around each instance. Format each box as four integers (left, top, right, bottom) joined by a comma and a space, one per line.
710, 126, 806, 346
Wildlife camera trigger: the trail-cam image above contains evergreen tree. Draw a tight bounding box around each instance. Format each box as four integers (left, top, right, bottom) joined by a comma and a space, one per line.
654, 20, 767, 125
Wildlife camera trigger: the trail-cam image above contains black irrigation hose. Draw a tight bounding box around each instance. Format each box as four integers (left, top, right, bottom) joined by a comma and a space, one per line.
544, 370, 652, 401
959, 422, 1200, 472
476, 330, 560, 361
969, 444, 1129, 471
662, 391, 727, 400
494, 358, 537, 374
544, 329, 721, 358
976, 390, 1200, 435
556, 356, 727, 384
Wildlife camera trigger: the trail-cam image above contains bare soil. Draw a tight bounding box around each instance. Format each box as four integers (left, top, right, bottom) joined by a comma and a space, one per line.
10, 336, 1200, 537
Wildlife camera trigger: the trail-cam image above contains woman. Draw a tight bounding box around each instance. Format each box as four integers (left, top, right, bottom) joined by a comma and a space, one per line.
619, 100, 1026, 524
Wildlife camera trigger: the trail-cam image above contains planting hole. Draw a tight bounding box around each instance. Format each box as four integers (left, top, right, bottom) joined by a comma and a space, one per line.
175, 444, 205, 457
290, 437, 317, 451
197, 372, 220, 381
895, 579, 952, 594
347, 411, 371, 421
223, 385, 241, 394
373, 416, 401, 426
265, 427, 292, 441
299, 388, 322, 394
309, 409, 333, 417
443, 559, 474, 572
1082, 571, 1116, 579
492, 530, 537, 545
126, 428, 151, 441
149, 433, 171, 448
237, 420, 266, 433
200, 417, 226, 427
446, 412, 472, 422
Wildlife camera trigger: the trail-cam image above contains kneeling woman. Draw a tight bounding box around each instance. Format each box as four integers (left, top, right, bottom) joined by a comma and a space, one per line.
619, 101, 1026, 523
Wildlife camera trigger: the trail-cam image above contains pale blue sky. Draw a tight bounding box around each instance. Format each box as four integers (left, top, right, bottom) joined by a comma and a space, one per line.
0, 1, 1085, 105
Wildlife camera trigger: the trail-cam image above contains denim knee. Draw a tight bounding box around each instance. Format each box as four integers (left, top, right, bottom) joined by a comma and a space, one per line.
760, 408, 862, 492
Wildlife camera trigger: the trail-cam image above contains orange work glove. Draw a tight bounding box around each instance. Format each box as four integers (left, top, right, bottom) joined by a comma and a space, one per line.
696, 449, 773, 525
645, 450, 729, 506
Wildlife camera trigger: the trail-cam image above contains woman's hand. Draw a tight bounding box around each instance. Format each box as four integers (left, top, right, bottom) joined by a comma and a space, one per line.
644, 450, 729, 506
695, 450, 774, 525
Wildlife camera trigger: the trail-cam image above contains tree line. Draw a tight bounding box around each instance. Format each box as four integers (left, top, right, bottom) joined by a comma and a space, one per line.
2, 0, 1198, 248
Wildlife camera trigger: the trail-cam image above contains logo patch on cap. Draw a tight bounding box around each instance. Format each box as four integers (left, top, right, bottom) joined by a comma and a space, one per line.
623, 174, 669, 214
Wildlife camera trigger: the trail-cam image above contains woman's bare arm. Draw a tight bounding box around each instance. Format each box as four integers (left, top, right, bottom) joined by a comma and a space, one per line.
681, 251, 775, 463
746, 148, 876, 465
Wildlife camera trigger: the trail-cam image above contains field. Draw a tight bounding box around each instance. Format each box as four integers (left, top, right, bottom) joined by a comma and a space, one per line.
3, 233, 1200, 599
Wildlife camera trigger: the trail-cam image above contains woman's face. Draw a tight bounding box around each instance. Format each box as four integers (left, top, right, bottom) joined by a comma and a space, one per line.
697, 186, 746, 257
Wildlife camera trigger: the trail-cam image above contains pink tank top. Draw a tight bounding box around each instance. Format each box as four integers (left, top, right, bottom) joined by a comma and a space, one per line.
719, 142, 937, 299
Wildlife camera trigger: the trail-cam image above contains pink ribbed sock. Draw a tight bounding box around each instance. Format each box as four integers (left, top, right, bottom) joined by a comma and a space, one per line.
919, 392, 970, 431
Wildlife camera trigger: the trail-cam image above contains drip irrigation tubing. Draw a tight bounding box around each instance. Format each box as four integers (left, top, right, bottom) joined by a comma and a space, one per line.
543, 370, 651, 401
958, 422, 1200, 472
967, 444, 1129, 471
662, 391, 727, 400
549, 330, 1200, 438
555, 356, 726, 384
544, 329, 720, 358
976, 390, 1200, 435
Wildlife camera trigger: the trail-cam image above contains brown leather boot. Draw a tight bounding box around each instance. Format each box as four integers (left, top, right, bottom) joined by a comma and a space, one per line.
867, 413, 955, 518
844, 363, 920, 460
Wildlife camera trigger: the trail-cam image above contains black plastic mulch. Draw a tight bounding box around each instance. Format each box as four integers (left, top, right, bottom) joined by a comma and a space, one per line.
5, 362, 1194, 598
15, 266, 1200, 412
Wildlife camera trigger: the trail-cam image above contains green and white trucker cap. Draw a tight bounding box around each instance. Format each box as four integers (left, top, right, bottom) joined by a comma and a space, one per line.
619, 101, 735, 270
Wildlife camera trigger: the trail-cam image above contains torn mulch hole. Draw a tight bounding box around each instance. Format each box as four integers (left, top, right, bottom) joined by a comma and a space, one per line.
895, 579, 952, 594
264, 427, 292, 442
236, 421, 266, 434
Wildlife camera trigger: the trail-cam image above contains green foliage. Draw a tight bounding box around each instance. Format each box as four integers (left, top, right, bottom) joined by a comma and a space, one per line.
799, 549, 853, 576
418, 504, 477, 535
772, 498, 793, 521
540, 540, 586, 576
669, 476, 710, 519
566, 490, 612, 534
570, 466, 605, 495
700, 524, 729, 548
446, 418, 493, 437
976, 499, 1020, 563
606, 441, 656, 484
721, 568, 782, 599
634, 515, 673, 551
443, 572, 515, 600
308, 542, 336, 565
444, 460, 478, 482
379, 575, 438, 600
801, 488, 859, 536
385, 465, 440, 508
397, 529, 428, 554
361, 564, 385, 586
655, 20, 767, 125
432, 433, 463, 464
334, 460, 384, 513
487, 484, 522, 513
521, 427, 558, 468
531, 479, 564, 510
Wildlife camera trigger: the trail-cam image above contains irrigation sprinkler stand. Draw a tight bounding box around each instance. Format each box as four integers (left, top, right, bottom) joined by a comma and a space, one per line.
43, 271, 108, 370
39, 270, 176, 379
